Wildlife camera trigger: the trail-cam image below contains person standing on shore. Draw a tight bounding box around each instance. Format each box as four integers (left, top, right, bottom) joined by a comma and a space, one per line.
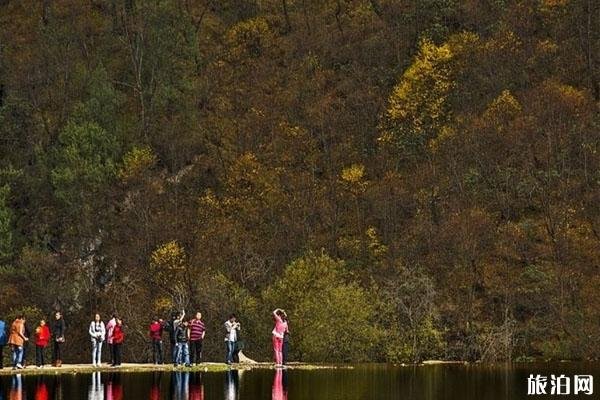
105, 314, 117, 366
174, 319, 190, 367
51, 311, 66, 367
111, 318, 124, 367
0, 317, 7, 369
189, 312, 206, 365
34, 319, 51, 368
89, 314, 106, 367
224, 314, 240, 365
282, 314, 290, 365
271, 309, 287, 367
22, 320, 30, 367
149, 317, 164, 365
8, 315, 27, 369
167, 310, 185, 364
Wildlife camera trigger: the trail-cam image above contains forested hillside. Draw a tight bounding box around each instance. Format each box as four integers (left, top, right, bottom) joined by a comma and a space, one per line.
0, 0, 599, 363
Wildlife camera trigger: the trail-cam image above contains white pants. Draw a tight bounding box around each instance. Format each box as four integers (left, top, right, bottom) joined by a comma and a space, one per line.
92, 340, 103, 364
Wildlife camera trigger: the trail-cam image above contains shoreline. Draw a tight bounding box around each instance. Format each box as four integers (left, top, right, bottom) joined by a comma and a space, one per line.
0, 362, 350, 376
1, 359, 596, 376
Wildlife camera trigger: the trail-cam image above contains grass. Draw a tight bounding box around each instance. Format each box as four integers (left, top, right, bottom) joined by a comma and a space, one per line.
0, 362, 350, 376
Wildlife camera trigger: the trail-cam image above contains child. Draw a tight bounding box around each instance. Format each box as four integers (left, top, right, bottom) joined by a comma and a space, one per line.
35, 319, 51, 368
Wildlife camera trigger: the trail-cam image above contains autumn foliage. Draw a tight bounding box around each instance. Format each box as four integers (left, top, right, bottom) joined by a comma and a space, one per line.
0, 0, 599, 363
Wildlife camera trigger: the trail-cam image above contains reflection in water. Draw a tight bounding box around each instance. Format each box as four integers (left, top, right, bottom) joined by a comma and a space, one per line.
189, 373, 204, 400
35, 379, 49, 400
149, 372, 162, 400
171, 372, 189, 400
106, 374, 123, 400
52, 376, 63, 400
9, 375, 23, 400
224, 370, 239, 400
272, 369, 288, 400
88, 372, 104, 400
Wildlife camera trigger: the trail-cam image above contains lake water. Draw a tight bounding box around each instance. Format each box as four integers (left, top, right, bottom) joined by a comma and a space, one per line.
0, 363, 597, 399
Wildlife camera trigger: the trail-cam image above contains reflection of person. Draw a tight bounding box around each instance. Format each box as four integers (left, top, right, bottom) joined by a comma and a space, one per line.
52, 376, 62, 400
224, 369, 239, 400
149, 372, 162, 400
106, 373, 123, 400
10, 374, 23, 400
272, 309, 288, 367
190, 372, 204, 400
171, 372, 190, 400
224, 315, 240, 365
89, 314, 106, 366
271, 369, 288, 400
35, 379, 48, 400
88, 371, 104, 400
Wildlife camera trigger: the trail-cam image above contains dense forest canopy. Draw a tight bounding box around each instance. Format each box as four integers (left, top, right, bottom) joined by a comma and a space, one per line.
0, 0, 599, 363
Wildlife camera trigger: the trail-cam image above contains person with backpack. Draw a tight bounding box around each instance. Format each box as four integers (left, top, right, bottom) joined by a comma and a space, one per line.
35, 318, 51, 368
51, 311, 66, 367
0, 317, 7, 369
224, 314, 240, 365
89, 313, 106, 366
111, 318, 124, 367
149, 317, 164, 365
189, 312, 206, 365
8, 315, 28, 369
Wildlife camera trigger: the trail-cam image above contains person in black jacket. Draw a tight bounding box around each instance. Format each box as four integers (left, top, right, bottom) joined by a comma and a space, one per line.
51, 311, 66, 367
22, 321, 30, 367
166, 310, 185, 364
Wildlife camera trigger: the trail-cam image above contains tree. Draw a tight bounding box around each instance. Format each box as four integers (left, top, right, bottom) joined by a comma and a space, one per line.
0, 185, 13, 263
263, 251, 382, 362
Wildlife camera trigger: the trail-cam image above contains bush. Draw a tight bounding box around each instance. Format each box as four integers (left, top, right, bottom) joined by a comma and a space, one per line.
263, 251, 382, 362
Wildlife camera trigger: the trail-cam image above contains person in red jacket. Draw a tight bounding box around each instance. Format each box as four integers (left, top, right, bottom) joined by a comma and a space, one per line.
35, 319, 51, 368
111, 319, 124, 367
149, 318, 164, 365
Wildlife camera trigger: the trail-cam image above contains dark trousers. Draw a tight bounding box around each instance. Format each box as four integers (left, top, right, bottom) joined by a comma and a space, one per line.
36, 345, 46, 366
152, 340, 163, 364
22, 343, 29, 366
170, 341, 177, 363
190, 340, 203, 364
282, 340, 289, 364
108, 343, 114, 364
52, 341, 63, 363
112, 343, 122, 366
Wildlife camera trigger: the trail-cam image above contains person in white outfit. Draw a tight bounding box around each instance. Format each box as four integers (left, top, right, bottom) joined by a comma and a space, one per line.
89, 314, 106, 366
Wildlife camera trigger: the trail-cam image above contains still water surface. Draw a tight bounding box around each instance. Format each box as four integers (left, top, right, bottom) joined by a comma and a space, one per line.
0, 363, 597, 399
